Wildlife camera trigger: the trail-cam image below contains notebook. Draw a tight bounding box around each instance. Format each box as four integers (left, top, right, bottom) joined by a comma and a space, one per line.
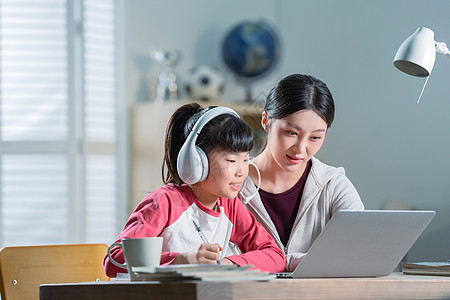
277, 210, 435, 278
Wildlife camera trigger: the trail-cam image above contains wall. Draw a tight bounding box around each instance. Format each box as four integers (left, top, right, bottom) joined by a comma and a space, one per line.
123, 0, 282, 104
123, 0, 450, 262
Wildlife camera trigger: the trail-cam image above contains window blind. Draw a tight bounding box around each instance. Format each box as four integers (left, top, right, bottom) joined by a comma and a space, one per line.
83, 0, 117, 243
0, 0, 67, 141
0, 0, 119, 247
1, 155, 68, 245
84, 0, 116, 143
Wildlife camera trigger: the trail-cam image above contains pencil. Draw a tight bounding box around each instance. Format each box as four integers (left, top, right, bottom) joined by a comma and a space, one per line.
192, 220, 221, 265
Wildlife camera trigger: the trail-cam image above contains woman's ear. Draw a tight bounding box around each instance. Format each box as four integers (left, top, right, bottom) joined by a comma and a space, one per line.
261, 111, 269, 132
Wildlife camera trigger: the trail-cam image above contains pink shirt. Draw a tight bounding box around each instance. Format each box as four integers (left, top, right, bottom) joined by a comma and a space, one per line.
104, 184, 285, 277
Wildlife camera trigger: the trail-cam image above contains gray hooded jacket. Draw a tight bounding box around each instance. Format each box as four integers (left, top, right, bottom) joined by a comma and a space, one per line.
238, 157, 364, 271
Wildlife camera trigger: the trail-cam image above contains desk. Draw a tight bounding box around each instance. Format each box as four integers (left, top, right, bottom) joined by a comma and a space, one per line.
40, 273, 450, 300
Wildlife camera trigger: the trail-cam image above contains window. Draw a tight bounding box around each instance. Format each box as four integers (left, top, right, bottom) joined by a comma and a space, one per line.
0, 0, 125, 246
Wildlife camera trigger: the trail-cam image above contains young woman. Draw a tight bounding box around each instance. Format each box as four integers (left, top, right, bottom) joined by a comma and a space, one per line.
104, 103, 285, 278
238, 74, 364, 272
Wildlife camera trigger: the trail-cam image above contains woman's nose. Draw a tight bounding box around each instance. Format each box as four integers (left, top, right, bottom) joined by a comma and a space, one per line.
295, 138, 307, 153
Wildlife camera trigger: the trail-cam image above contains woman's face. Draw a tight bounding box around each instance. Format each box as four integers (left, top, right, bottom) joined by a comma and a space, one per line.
265, 109, 327, 172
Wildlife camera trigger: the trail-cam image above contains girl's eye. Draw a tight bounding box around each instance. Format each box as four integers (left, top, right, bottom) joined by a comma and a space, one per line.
287, 130, 297, 136
311, 136, 322, 141
226, 159, 236, 163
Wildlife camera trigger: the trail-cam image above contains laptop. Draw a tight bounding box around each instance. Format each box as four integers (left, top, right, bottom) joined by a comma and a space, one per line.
277, 210, 435, 278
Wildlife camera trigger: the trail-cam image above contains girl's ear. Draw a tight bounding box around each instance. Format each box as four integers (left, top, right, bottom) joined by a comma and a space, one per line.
261, 111, 270, 132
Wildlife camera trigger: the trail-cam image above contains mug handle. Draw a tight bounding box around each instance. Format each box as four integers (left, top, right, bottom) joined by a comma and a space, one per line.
107, 242, 127, 269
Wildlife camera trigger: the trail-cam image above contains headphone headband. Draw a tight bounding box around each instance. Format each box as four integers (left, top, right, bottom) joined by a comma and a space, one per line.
188, 107, 239, 140
177, 107, 240, 184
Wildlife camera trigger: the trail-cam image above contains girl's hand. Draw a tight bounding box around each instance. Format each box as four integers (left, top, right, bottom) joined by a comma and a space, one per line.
218, 258, 234, 265
195, 243, 222, 264
175, 243, 223, 264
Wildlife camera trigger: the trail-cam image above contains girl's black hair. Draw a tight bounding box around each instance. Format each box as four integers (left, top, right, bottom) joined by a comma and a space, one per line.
265, 74, 335, 127
162, 103, 254, 185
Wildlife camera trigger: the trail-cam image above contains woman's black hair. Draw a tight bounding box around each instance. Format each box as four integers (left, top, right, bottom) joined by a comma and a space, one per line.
162, 103, 254, 185
264, 74, 335, 127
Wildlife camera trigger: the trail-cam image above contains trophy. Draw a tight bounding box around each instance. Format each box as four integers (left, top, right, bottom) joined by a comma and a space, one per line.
151, 49, 181, 102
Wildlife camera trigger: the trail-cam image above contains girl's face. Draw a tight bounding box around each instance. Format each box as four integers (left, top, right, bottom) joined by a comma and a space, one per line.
195, 149, 250, 205
265, 109, 327, 172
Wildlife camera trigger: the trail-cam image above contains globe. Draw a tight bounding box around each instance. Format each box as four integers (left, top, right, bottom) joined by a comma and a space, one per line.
222, 20, 280, 80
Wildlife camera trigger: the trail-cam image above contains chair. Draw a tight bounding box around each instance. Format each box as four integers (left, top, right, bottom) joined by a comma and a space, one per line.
0, 243, 110, 300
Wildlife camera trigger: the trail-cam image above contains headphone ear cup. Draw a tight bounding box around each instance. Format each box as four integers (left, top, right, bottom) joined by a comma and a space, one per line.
196, 146, 209, 182
177, 142, 200, 185
176, 106, 240, 184
177, 143, 209, 184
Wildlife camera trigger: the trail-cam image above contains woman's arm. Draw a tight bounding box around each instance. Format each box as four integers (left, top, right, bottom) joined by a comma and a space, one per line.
329, 172, 364, 212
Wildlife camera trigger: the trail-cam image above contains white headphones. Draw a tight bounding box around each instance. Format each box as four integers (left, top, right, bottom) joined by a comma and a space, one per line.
176, 106, 261, 203
177, 107, 240, 185
243, 160, 261, 204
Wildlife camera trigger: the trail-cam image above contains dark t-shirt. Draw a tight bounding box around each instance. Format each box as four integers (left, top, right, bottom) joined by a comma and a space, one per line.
259, 160, 312, 247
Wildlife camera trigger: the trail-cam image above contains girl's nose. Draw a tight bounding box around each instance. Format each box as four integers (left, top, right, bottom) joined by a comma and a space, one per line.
235, 162, 247, 177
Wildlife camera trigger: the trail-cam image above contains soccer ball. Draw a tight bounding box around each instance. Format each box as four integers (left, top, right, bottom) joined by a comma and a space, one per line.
184, 65, 225, 101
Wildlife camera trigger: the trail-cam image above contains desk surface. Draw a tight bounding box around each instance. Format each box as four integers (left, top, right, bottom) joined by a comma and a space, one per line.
40, 273, 450, 300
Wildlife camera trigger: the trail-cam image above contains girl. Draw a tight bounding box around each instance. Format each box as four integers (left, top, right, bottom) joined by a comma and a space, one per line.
104, 103, 285, 278
238, 74, 364, 272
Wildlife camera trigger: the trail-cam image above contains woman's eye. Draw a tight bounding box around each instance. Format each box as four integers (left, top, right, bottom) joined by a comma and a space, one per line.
311, 136, 322, 141
226, 159, 236, 163
287, 131, 297, 136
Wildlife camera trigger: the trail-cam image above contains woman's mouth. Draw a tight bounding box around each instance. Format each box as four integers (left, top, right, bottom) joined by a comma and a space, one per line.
286, 154, 303, 165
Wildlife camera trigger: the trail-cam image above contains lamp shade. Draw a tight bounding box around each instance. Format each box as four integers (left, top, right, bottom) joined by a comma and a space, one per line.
393, 27, 436, 77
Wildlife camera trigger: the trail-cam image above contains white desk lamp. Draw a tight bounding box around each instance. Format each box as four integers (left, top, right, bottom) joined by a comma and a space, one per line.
393, 27, 450, 103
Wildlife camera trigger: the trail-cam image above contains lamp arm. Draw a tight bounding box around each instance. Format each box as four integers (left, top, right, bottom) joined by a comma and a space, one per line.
435, 41, 450, 58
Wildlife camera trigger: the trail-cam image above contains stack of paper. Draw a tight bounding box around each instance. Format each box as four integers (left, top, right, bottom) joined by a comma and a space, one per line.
402, 262, 450, 276
131, 264, 276, 282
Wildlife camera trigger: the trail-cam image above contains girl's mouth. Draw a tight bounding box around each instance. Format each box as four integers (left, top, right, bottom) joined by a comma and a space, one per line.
230, 183, 241, 191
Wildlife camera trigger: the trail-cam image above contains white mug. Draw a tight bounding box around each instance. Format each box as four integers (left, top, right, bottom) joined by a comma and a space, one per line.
107, 237, 163, 276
